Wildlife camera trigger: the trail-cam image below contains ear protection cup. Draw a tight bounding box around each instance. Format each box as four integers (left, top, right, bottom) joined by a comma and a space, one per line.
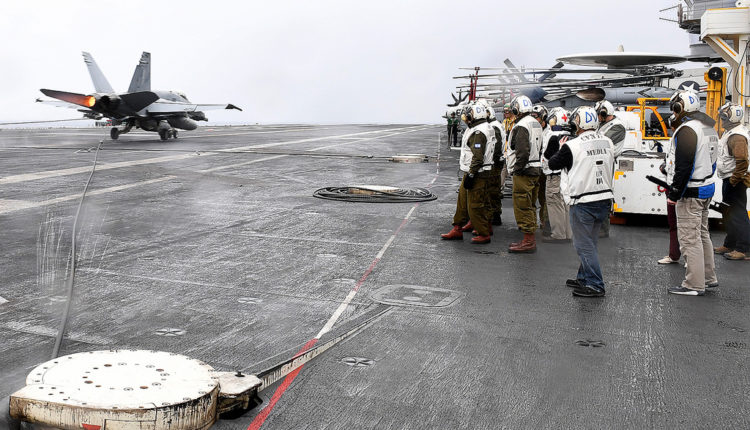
671, 101, 682, 115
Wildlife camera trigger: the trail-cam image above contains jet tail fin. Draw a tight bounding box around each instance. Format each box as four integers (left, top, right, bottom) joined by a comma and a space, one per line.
127, 52, 151, 93
81, 52, 114, 93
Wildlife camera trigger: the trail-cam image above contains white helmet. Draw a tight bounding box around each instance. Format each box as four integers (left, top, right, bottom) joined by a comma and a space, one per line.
669, 90, 701, 115
462, 101, 489, 122
531, 104, 549, 121
595, 100, 615, 118
510, 95, 533, 115
547, 107, 570, 127
718, 101, 744, 123
476, 99, 496, 120
569, 106, 599, 131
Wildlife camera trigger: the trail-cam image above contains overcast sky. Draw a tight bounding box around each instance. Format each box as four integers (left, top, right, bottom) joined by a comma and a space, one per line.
0, 0, 692, 125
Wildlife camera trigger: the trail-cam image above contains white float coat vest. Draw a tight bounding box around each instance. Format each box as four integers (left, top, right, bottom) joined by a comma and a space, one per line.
507, 115, 543, 171
561, 131, 615, 205
459, 121, 497, 173
541, 128, 568, 175
489, 119, 506, 160
717, 124, 750, 180
597, 117, 626, 158
666, 119, 718, 198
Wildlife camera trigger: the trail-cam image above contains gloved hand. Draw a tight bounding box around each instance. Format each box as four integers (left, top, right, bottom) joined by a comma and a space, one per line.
463, 173, 475, 190
659, 162, 667, 175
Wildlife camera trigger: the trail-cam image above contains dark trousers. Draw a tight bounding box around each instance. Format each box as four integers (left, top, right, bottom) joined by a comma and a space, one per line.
722, 180, 750, 253
450, 126, 458, 146
667, 201, 681, 260
570, 200, 611, 291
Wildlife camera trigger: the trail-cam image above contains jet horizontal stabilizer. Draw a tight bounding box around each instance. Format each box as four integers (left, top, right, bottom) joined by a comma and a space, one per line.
120, 91, 160, 111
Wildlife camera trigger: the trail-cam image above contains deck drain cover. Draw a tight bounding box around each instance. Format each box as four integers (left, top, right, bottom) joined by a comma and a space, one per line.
341, 357, 375, 367
154, 328, 186, 337
10, 350, 220, 429
575, 339, 606, 348
370, 285, 463, 307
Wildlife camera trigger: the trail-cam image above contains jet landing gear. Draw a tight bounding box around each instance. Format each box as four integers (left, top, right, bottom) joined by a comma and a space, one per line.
158, 128, 178, 141
110, 123, 133, 141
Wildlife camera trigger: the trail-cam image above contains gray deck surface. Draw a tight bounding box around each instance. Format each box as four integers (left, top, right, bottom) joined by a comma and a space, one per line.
0, 125, 748, 429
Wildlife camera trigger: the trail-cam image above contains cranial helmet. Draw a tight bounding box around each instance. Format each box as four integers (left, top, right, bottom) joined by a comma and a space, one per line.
547, 107, 570, 127
669, 90, 701, 115
570, 106, 599, 131
595, 100, 615, 118
462, 101, 489, 123
510, 95, 533, 115
718, 101, 744, 123
476, 99, 497, 120
531, 104, 549, 121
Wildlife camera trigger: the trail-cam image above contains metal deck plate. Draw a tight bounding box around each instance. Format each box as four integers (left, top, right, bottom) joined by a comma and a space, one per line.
369, 284, 463, 307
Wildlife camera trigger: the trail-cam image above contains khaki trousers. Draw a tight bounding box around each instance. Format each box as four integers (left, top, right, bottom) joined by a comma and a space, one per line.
545, 174, 572, 240
512, 174, 540, 234
676, 198, 717, 290
487, 169, 503, 217
453, 176, 491, 236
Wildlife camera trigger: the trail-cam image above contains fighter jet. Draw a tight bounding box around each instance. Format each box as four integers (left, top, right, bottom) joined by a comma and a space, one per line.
37, 51, 242, 140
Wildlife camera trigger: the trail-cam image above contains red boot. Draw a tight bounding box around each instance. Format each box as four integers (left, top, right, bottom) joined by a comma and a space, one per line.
471, 235, 491, 244
509, 233, 536, 253
461, 221, 473, 232
441, 225, 464, 240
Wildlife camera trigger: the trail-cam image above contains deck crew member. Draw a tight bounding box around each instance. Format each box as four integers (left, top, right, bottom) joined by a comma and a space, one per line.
664, 90, 719, 296
548, 106, 615, 297
441, 101, 497, 244
541, 107, 573, 242
447, 112, 459, 147
507, 95, 543, 253
486, 100, 506, 225
715, 102, 750, 261
595, 100, 627, 239
532, 104, 551, 236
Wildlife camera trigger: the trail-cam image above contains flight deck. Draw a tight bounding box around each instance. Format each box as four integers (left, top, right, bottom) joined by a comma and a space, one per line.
0, 125, 748, 429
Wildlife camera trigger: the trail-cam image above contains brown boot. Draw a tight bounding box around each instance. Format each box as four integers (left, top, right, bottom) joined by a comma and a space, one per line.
714, 245, 732, 254
441, 225, 464, 240
461, 221, 473, 232
472, 225, 493, 236
724, 250, 747, 260
471, 235, 491, 244
509, 233, 536, 253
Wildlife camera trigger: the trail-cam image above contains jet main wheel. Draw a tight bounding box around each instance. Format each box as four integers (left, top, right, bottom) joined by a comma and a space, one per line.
159, 129, 169, 141
110, 128, 120, 140
172, 130, 178, 139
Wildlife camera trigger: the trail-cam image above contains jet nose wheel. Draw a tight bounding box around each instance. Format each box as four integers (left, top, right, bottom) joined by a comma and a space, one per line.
110, 127, 120, 140
172, 129, 178, 139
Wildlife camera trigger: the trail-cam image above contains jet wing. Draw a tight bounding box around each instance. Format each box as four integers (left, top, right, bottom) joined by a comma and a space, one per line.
143, 101, 242, 114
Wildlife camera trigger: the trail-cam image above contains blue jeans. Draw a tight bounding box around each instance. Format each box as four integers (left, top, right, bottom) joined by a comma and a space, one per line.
570, 200, 611, 291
